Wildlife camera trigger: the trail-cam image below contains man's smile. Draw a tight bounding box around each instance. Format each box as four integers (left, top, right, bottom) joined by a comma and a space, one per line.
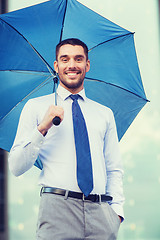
65, 71, 81, 77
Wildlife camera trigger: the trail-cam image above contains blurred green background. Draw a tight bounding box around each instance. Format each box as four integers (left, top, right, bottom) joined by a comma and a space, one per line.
7, 0, 160, 239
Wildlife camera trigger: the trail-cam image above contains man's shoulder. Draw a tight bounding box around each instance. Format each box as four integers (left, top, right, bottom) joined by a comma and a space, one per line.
22, 94, 55, 114
27, 93, 55, 105
86, 96, 113, 113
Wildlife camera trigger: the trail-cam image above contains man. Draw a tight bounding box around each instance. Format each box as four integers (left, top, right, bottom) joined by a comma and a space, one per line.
9, 38, 125, 240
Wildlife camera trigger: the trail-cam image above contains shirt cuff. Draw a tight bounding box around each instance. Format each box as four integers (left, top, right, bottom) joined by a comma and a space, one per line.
31, 127, 46, 148
22, 127, 45, 149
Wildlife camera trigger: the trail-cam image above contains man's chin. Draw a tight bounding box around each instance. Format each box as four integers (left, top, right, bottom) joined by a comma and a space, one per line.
60, 79, 84, 90
66, 83, 82, 89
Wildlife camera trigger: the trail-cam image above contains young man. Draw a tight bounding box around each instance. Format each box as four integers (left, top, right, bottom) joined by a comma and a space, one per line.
9, 38, 124, 240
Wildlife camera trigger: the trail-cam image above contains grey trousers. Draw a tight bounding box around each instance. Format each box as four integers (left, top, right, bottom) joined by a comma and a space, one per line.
36, 193, 120, 240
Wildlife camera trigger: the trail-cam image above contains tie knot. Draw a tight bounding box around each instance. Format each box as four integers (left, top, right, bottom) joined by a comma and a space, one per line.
70, 94, 79, 101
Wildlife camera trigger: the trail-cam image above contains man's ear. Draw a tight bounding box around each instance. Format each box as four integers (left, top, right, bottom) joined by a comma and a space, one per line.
86, 59, 90, 73
54, 60, 58, 73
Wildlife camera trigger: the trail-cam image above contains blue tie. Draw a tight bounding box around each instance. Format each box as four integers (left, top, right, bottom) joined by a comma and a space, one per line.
70, 94, 93, 197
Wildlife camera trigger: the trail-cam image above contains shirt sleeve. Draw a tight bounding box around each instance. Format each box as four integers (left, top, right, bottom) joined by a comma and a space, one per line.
104, 109, 125, 220
8, 99, 45, 176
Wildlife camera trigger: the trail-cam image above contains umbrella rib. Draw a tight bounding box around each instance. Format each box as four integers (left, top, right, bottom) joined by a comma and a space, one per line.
88, 32, 134, 52
0, 69, 51, 77
85, 77, 149, 102
1, 75, 53, 122
59, 0, 68, 42
0, 17, 56, 76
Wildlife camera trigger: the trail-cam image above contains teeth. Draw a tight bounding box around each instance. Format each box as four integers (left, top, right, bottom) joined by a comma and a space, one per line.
67, 73, 77, 76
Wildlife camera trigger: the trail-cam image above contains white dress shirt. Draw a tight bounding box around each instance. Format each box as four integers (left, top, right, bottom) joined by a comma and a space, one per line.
8, 85, 125, 218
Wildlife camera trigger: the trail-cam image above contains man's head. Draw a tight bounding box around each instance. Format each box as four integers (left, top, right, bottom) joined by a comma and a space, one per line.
54, 38, 90, 94
55, 38, 89, 61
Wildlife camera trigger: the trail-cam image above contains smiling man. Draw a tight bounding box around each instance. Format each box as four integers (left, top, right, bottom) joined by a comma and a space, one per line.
54, 41, 90, 93
9, 38, 125, 240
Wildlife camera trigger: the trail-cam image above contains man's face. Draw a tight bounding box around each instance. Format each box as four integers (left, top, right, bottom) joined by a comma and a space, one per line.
54, 44, 90, 93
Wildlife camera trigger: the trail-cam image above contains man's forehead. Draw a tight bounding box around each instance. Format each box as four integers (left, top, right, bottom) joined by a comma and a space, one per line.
58, 44, 85, 57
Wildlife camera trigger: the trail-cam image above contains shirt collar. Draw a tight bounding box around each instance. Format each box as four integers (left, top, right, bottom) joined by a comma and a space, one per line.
57, 84, 87, 101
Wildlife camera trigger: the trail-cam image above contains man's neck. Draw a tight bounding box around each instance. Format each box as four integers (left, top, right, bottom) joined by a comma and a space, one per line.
59, 82, 84, 94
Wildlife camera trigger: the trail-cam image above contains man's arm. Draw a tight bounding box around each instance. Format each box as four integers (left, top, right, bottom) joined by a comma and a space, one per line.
104, 109, 125, 221
8, 100, 45, 176
8, 99, 64, 176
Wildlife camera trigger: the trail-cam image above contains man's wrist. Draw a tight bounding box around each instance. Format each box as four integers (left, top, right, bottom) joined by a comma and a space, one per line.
37, 125, 48, 136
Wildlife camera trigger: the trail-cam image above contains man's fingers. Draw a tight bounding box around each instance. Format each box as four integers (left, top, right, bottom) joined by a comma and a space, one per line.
50, 106, 64, 121
38, 105, 64, 134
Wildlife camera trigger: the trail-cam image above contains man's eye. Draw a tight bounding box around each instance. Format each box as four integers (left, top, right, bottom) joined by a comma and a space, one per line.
76, 58, 82, 62
62, 58, 68, 62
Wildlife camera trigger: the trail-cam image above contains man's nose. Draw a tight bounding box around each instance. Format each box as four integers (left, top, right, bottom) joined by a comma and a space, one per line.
68, 59, 76, 68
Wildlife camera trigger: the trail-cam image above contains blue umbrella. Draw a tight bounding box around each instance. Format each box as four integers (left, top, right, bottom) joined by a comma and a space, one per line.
0, 0, 148, 169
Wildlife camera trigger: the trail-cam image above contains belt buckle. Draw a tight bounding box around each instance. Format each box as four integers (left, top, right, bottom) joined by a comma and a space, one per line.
82, 194, 89, 201
82, 194, 99, 202
83, 194, 91, 201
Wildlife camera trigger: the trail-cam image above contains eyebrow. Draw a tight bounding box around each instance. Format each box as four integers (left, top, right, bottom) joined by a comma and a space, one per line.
75, 55, 85, 59
59, 55, 68, 59
59, 54, 85, 59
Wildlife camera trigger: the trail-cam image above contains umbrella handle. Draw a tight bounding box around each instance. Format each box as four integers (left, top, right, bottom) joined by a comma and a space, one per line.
52, 76, 61, 126
52, 116, 61, 125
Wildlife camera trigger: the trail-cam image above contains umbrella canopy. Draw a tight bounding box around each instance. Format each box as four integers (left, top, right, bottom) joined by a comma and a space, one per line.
0, 0, 148, 163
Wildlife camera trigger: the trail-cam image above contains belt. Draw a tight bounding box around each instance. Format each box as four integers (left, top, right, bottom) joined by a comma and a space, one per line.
40, 187, 112, 202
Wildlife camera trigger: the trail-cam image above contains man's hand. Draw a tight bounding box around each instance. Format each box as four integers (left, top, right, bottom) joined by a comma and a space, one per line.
38, 105, 64, 136
118, 216, 122, 223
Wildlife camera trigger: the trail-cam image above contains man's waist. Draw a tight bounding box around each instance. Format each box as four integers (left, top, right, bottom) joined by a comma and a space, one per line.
40, 187, 112, 203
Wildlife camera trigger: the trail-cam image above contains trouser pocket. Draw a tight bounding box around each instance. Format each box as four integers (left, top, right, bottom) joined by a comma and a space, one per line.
100, 203, 120, 240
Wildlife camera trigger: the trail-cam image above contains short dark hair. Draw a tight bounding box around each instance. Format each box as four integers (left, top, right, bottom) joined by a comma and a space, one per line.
56, 38, 88, 60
